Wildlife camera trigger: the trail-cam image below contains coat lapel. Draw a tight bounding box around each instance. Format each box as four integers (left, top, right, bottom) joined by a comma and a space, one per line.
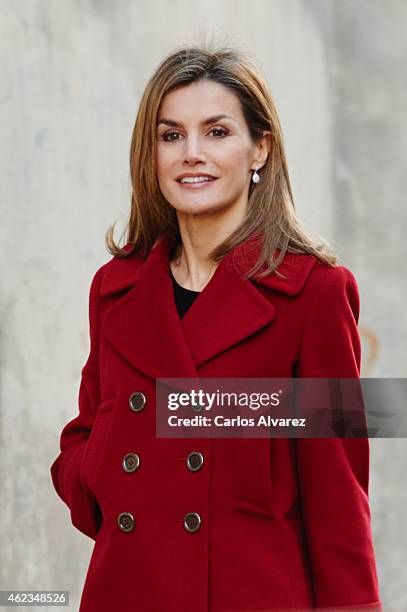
100, 234, 317, 380
181, 255, 276, 368
101, 236, 197, 379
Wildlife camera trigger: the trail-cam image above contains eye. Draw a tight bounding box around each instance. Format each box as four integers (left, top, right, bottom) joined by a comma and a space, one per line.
208, 127, 228, 138
160, 127, 229, 142
161, 130, 181, 142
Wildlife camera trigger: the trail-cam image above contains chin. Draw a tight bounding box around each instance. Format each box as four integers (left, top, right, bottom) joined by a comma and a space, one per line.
173, 200, 228, 215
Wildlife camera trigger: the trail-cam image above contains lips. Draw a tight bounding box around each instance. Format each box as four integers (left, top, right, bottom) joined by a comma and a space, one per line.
176, 173, 218, 182
177, 178, 217, 183
176, 176, 219, 189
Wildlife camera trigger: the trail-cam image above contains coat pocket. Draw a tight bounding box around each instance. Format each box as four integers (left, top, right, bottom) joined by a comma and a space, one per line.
233, 438, 274, 519
80, 399, 115, 499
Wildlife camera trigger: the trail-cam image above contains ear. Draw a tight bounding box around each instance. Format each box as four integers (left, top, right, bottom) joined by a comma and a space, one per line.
252, 131, 272, 170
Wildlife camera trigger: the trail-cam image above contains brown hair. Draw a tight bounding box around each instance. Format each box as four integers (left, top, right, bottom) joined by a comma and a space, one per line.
105, 43, 338, 279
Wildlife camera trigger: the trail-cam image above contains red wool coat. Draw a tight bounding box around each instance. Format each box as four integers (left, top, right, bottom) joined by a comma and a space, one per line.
50, 233, 382, 612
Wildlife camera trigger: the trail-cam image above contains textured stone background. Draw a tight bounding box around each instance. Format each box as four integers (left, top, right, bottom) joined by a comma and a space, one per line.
1, 0, 405, 610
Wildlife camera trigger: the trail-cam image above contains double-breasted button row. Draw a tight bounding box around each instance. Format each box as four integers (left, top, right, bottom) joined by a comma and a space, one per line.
117, 511, 202, 534
121, 449, 203, 474
123, 394, 202, 534
129, 390, 205, 414
129, 391, 146, 412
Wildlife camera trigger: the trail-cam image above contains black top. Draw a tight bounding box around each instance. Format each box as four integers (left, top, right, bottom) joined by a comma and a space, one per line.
170, 268, 201, 319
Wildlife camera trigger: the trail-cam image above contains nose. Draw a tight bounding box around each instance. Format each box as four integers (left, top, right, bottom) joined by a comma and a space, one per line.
181, 134, 206, 165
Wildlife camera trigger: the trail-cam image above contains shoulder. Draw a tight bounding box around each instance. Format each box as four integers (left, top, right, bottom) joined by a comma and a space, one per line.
305, 258, 360, 312
254, 250, 359, 301
255, 251, 360, 324
305, 256, 358, 291
294, 256, 361, 326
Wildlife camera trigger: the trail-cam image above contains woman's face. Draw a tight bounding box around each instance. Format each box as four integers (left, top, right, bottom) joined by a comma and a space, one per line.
156, 80, 267, 217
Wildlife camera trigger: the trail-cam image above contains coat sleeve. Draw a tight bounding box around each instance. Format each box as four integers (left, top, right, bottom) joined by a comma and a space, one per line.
294, 264, 382, 611
50, 265, 105, 541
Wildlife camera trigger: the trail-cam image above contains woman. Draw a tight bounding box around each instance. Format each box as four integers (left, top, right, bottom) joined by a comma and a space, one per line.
50, 45, 382, 611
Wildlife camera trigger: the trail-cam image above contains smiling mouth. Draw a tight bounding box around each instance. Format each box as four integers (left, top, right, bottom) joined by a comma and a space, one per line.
176, 177, 219, 187
177, 176, 216, 184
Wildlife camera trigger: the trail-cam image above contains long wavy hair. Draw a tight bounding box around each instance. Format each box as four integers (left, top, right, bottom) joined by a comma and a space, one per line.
105, 43, 338, 279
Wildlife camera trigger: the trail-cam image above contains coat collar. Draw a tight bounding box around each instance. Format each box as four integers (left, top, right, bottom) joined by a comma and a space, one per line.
100, 234, 317, 379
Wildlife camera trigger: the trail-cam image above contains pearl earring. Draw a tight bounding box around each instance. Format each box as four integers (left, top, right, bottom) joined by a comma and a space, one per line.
252, 166, 260, 184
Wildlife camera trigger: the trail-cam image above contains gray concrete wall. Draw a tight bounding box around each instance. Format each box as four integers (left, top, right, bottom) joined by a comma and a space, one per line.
1, 0, 405, 610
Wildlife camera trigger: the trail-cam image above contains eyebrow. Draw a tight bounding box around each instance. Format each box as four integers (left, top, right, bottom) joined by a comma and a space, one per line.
156, 114, 235, 128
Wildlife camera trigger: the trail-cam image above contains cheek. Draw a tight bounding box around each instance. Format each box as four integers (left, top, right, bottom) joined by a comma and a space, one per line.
215, 142, 251, 175
156, 148, 174, 179
221, 159, 251, 186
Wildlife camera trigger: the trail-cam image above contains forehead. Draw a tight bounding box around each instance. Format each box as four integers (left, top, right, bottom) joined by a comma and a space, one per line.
158, 80, 243, 122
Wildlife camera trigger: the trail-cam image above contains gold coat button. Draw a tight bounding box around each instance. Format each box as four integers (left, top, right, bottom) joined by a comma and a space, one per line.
191, 402, 204, 413
186, 451, 204, 472
183, 512, 201, 533
122, 453, 140, 473
117, 512, 135, 533
129, 391, 146, 412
